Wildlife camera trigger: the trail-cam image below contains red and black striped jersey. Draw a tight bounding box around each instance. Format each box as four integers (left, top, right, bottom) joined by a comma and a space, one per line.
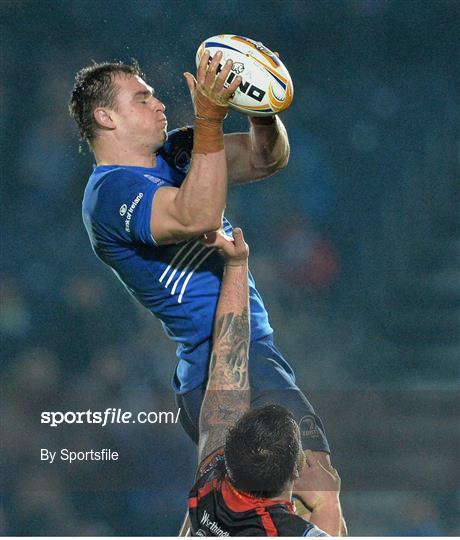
188, 450, 329, 537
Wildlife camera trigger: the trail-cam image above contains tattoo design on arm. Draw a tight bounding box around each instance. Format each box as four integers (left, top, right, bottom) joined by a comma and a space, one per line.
198, 306, 250, 462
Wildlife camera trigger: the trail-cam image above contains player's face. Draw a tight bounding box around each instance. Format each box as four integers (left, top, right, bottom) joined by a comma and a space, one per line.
112, 74, 167, 150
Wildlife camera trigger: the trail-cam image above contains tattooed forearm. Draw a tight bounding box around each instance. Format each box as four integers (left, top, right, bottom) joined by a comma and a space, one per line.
199, 386, 250, 461
208, 308, 250, 391
199, 308, 250, 460
198, 268, 250, 462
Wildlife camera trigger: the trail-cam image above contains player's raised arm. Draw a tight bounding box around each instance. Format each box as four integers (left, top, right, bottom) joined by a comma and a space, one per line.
150, 52, 242, 244
197, 228, 250, 464
224, 115, 290, 185
224, 46, 290, 185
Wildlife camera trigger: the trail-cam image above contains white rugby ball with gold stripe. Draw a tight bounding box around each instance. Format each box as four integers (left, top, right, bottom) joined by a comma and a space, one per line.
196, 34, 294, 117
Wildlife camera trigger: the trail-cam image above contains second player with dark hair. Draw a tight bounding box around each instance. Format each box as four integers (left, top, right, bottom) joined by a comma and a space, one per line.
186, 229, 346, 537
225, 403, 305, 497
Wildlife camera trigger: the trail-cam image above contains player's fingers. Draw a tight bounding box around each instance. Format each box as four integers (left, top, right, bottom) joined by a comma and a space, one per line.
197, 50, 210, 85
213, 58, 233, 93
200, 230, 232, 250
233, 228, 249, 258
232, 228, 246, 248
317, 461, 336, 477
232, 228, 244, 242
183, 72, 197, 94
223, 74, 242, 97
330, 466, 340, 479
232, 228, 244, 248
205, 51, 223, 87
304, 449, 316, 468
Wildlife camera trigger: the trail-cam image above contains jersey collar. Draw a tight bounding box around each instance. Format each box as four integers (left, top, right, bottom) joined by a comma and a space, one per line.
222, 476, 296, 514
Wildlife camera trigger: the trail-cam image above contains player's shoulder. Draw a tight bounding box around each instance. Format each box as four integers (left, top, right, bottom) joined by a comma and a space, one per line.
91, 165, 150, 186
87, 165, 166, 199
159, 126, 194, 174
82, 166, 159, 228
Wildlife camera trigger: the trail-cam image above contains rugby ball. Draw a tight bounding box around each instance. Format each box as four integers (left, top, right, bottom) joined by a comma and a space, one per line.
195, 34, 294, 117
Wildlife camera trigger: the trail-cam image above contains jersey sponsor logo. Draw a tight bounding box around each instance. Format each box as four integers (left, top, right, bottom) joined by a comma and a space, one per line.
174, 148, 191, 173
119, 204, 127, 216
195, 529, 207, 536
144, 173, 165, 186
298, 415, 320, 439
200, 510, 229, 537
124, 192, 144, 233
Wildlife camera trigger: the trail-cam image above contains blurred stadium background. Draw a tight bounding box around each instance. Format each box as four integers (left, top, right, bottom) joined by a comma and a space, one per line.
1, 0, 459, 535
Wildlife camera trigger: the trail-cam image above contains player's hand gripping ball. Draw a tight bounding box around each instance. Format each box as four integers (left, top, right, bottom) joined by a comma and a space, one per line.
196, 34, 294, 117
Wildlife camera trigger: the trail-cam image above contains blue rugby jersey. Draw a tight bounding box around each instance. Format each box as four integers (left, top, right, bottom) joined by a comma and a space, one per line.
82, 128, 273, 393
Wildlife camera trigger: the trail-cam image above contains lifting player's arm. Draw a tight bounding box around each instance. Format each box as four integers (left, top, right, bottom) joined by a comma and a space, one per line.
150, 51, 242, 245
197, 228, 250, 465
179, 229, 249, 537
224, 115, 290, 185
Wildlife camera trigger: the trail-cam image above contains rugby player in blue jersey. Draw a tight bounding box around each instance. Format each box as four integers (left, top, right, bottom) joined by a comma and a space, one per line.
186, 228, 345, 536
69, 53, 332, 488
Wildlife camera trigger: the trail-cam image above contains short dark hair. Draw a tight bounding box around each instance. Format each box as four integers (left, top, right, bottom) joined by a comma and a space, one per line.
68, 61, 142, 145
224, 404, 303, 498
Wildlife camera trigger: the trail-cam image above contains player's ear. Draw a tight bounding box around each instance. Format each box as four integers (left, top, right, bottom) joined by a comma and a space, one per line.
293, 449, 306, 479
93, 107, 116, 130
292, 464, 300, 479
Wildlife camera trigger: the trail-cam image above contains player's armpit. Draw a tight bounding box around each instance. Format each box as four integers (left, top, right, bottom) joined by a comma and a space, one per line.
150, 186, 221, 245
225, 133, 257, 185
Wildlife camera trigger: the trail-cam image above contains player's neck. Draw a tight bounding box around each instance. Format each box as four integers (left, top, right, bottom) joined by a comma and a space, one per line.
270, 487, 292, 503
96, 153, 156, 169
94, 141, 156, 168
